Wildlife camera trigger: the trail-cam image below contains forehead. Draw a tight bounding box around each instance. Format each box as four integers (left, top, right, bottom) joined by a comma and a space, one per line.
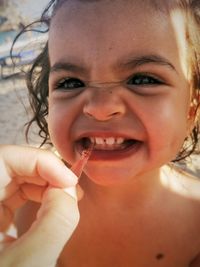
54, 0, 182, 15
49, 0, 188, 76
49, 0, 186, 45
52, 0, 162, 25
50, 0, 177, 35
49, 0, 184, 47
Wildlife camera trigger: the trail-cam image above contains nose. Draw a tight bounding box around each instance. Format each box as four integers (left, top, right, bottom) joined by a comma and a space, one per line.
83, 86, 126, 121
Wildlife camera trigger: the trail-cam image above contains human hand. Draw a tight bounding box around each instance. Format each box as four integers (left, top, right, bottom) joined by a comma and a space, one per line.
0, 145, 80, 267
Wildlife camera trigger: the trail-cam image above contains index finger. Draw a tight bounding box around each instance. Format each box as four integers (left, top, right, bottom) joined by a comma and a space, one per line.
0, 145, 78, 188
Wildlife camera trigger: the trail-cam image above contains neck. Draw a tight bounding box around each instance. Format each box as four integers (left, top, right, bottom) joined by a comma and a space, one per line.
79, 167, 164, 212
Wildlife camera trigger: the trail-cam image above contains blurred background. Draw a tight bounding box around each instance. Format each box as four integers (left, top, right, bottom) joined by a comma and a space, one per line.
0, 0, 48, 146
0, 0, 49, 60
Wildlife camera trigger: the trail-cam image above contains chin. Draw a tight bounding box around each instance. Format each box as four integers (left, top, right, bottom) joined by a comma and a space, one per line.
82, 165, 142, 187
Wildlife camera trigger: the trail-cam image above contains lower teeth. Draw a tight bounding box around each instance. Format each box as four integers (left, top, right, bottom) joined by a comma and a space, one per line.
94, 143, 126, 150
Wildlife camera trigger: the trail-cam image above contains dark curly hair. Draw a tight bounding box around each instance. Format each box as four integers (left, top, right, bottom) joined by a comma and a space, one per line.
12, 0, 200, 161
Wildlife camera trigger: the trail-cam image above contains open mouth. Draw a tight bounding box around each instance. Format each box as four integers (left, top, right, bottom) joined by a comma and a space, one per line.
76, 137, 142, 152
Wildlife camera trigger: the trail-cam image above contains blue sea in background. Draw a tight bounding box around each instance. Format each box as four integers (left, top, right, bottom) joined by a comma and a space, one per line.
0, 28, 47, 61
0, 30, 18, 45
0, 30, 27, 57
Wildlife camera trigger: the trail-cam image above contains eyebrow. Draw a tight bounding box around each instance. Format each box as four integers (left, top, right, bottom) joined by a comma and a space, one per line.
50, 62, 87, 74
118, 54, 177, 73
50, 54, 177, 75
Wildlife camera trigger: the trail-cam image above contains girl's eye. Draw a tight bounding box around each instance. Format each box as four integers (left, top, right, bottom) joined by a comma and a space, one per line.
55, 78, 85, 90
127, 74, 163, 86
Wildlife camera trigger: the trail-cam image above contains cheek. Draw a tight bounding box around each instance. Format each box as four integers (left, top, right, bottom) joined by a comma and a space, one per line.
143, 98, 189, 158
48, 104, 64, 137
48, 104, 73, 161
149, 122, 186, 150
48, 98, 77, 136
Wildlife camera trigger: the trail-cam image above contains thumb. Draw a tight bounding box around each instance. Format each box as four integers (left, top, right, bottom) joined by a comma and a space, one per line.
2, 187, 80, 267
35, 186, 80, 249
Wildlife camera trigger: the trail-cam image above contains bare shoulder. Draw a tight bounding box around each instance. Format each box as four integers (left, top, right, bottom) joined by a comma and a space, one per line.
164, 163, 200, 227
161, 164, 200, 265
161, 164, 200, 228
162, 163, 200, 203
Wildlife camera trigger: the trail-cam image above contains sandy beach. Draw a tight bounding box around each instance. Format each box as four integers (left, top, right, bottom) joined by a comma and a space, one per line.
0, 74, 200, 177
0, 76, 43, 146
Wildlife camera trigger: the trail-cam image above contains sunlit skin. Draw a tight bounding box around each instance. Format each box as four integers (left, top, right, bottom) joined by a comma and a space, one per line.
17, 1, 200, 266
48, 0, 191, 187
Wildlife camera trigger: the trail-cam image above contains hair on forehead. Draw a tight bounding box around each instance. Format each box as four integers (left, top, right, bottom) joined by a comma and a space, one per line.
148, 0, 200, 20
147, 0, 192, 13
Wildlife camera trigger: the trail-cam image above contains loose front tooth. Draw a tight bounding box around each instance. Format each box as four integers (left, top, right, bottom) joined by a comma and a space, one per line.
90, 137, 95, 144
105, 137, 115, 145
95, 137, 104, 145
116, 137, 124, 144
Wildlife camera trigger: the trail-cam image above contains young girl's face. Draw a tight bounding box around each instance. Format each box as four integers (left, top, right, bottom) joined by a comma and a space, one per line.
48, 0, 192, 185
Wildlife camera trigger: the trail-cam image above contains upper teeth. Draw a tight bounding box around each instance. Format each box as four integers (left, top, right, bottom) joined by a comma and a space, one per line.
90, 137, 125, 145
